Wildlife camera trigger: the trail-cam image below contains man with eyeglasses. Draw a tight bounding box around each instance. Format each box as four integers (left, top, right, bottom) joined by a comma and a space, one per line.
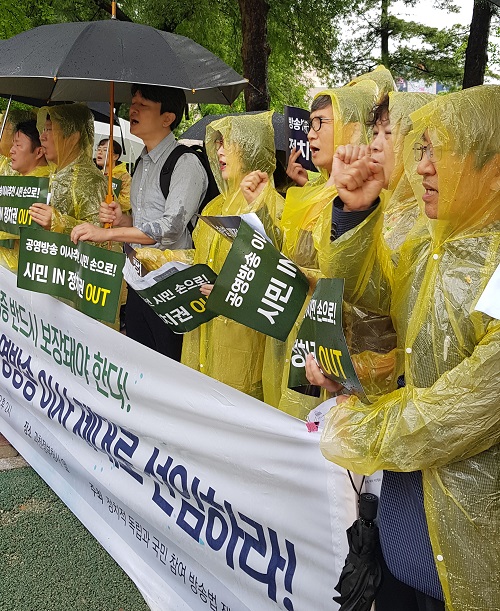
265, 81, 383, 416
306, 86, 500, 611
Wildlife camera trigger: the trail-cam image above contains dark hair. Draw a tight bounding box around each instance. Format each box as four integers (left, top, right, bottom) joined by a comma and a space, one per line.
15, 120, 41, 151
131, 83, 186, 130
367, 94, 390, 127
311, 95, 332, 113
98, 138, 122, 158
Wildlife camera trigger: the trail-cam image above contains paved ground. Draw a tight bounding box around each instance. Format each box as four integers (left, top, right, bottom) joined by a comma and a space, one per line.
0, 433, 150, 611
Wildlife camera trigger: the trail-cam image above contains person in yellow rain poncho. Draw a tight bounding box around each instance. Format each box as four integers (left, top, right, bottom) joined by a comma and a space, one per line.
308, 85, 500, 611
262, 78, 386, 416
309, 91, 435, 399
0, 108, 36, 176
0, 120, 51, 271
29, 104, 107, 233
138, 112, 284, 399
95, 138, 131, 214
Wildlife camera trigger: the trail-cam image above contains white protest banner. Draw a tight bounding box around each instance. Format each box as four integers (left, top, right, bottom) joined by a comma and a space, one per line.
0, 265, 357, 611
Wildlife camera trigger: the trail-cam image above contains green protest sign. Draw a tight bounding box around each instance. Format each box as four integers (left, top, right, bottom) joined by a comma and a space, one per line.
0, 176, 49, 239
112, 177, 122, 197
125, 258, 218, 333
288, 278, 368, 402
17, 227, 125, 323
206, 220, 309, 341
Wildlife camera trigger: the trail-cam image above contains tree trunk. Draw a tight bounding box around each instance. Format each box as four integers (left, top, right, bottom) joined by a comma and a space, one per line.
380, 0, 390, 68
238, 0, 270, 110
462, 0, 494, 88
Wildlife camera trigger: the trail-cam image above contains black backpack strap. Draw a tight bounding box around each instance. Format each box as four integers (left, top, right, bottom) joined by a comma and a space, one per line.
158, 144, 195, 200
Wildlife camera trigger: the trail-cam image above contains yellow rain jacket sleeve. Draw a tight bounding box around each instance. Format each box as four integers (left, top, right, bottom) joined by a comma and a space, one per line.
37, 104, 107, 234
181, 112, 284, 400
264, 79, 382, 416
321, 85, 500, 611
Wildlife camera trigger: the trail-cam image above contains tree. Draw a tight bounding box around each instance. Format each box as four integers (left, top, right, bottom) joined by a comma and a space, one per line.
106, 0, 350, 111
329, 0, 471, 89
462, 0, 498, 88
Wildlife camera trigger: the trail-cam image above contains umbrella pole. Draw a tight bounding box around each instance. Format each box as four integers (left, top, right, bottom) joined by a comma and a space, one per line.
106, 80, 115, 205
104, 80, 115, 244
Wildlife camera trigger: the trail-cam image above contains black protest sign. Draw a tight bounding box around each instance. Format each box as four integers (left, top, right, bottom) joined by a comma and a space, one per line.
127, 261, 217, 334
284, 106, 316, 172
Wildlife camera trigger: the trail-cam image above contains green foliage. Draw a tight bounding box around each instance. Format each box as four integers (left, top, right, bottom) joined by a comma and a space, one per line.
329, 0, 497, 90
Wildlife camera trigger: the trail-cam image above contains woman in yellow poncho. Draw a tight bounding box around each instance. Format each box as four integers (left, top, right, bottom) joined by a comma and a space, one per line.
29, 104, 107, 233
262, 77, 386, 417
138, 112, 284, 399
315, 85, 500, 611
181, 112, 284, 399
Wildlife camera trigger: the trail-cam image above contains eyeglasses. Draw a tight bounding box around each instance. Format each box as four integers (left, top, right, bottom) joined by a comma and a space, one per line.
413, 142, 442, 163
305, 117, 334, 134
214, 138, 224, 150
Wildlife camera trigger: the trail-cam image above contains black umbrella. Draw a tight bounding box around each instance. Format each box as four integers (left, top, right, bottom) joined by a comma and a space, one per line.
333, 492, 383, 611
0, 8, 246, 200
180, 112, 286, 151
0, 19, 246, 105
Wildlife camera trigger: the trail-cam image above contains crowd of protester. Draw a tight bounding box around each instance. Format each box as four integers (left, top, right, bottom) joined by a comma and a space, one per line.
0, 67, 498, 611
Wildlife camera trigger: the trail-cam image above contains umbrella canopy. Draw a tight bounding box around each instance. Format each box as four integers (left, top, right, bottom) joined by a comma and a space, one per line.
0, 20, 247, 104
333, 492, 382, 611
180, 112, 286, 151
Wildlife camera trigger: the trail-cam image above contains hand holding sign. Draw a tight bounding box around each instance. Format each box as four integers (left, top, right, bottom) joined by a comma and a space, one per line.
305, 353, 343, 394
286, 148, 309, 187
29, 203, 53, 229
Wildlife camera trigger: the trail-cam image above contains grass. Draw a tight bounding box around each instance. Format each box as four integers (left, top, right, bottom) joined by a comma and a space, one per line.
0, 467, 150, 611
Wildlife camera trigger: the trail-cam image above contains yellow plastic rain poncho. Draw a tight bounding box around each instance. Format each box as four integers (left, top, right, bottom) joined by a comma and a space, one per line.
320, 85, 500, 611
347, 64, 396, 98
37, 104, 107, 233
0, 110, 50, 271
178, 112, 283, 399
309, 91, 436, 398
263, 80, 382, 416
382, 91, 435, 252
112, 161, 132, 214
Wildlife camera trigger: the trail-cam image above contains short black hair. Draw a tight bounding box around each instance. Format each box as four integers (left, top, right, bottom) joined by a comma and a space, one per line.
311, 95, 332, 113
367, 94, 390, 127
15, 120, 41, 151
131, 83, 186, 130
98, 138, 122, 158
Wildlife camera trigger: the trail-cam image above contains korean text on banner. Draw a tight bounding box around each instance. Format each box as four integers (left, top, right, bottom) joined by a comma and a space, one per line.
0, 264, 357, 610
